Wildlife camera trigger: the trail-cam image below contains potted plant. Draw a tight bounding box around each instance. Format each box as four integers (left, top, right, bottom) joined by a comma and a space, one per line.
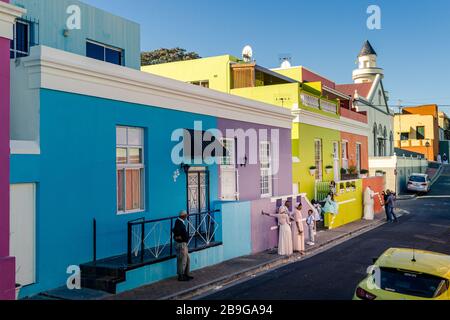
340, 168, 347, 175
345, 181, 351, 192
309, 166, 317, 176
325, 165, 333, 174
359, 169, 369, 178
348, 166, 358, 175
351, 181, 356, 191
375, 170, 384, 177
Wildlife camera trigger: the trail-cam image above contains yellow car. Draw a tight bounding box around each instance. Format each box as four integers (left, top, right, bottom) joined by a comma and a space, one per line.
354, 248, 450, 300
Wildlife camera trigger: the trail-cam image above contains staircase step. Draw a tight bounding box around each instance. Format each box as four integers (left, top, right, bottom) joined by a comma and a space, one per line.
81, 275, 124, 294
80, 264, 125, 278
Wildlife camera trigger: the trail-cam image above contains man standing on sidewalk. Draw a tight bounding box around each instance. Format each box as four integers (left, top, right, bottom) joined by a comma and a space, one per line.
385, 191, 398, 223
173, 211, 194, 281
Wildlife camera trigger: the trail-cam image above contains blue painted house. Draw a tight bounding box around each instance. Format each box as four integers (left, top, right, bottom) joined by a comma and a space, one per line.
11, 0, 140, 69
9, 1, 294, 298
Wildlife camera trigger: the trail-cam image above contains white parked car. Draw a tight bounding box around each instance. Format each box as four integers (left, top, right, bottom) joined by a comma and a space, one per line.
407, 173, 431, 193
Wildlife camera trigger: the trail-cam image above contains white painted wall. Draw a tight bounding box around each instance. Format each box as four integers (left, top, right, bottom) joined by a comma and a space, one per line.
10, 183, 36, 286
10, 59, 40, 143
369, 156, 428, 193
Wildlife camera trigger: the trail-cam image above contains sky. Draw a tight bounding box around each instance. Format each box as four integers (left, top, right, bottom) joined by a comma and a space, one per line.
83, 0, 450, 111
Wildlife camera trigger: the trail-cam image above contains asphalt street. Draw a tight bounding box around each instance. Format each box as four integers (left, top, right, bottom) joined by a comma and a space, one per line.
203, 166, 450, 300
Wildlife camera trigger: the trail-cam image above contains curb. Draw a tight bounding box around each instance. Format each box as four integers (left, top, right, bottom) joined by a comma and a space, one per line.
160, 218, 387, 300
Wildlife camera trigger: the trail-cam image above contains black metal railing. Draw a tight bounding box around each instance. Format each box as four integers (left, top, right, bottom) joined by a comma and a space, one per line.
127, 210, 221, 265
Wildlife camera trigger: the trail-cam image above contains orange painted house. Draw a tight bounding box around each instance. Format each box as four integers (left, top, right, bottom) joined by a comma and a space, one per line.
394, 104, 440, 161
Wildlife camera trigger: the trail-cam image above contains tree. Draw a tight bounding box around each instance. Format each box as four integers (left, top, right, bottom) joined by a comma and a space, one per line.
141, 47, 201, 66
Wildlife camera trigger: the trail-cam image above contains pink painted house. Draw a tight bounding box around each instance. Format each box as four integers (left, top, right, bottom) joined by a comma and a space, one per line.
0, 0, 24, 300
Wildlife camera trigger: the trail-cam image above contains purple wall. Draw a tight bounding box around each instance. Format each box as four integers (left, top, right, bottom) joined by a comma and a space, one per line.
217, 118, 297, 253
216, 119, 292, 201
250, 196, 313, 254
0, 0, 16, 300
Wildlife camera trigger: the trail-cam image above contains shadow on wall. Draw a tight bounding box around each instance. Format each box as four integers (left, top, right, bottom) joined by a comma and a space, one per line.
363, 176, 385, 214
250, 194, 314, 254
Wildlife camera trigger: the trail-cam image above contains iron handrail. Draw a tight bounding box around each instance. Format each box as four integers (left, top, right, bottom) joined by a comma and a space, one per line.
127, 210, 220, 227
127, 209, 220, 264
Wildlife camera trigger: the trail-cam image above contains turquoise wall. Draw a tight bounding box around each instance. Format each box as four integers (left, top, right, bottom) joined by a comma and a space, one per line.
11, 89, 219, 297
12, 0, 141, 69
116, 201, 252, 293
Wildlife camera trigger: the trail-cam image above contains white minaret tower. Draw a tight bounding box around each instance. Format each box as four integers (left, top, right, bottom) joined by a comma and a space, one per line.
352, 40, 384, 84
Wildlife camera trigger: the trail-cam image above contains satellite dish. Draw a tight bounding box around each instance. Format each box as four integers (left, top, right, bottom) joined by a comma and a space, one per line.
242, 45, 253, 62
280, 59, 292, 69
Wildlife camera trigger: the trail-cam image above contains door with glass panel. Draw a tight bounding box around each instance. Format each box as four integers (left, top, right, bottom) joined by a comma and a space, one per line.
187, 168, 210, 238
333, 141, 340, 181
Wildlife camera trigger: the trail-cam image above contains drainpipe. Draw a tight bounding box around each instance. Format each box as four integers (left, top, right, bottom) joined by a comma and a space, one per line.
0, 0, 26, 300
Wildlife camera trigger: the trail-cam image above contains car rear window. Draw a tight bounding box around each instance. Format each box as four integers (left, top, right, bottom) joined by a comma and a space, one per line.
380, 267, 447, 298
409, 176, 426, 183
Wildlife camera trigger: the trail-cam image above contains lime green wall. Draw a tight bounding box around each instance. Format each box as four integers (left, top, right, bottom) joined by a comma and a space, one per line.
324, 180, 363, 229
230, 83, 300, 110
142, 55, 238, 93
143, 57, 341, 203
293, 123, 340, 200
273, 67, 303, 82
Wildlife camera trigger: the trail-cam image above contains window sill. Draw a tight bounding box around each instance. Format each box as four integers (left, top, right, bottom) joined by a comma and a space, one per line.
117, 209, 146, 216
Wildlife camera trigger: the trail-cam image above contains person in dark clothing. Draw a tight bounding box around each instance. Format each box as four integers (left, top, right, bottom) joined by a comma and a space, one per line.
388, 191, 398, 222
385, 190, 398, 223
172, 210, 193, 281
382, 191, 390, 221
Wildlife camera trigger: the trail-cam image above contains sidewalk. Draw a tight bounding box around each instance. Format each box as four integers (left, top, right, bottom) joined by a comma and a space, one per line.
105, 212, 389, 300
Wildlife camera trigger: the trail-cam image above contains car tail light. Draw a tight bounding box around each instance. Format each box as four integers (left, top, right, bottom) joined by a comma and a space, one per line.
421, 183, 427, 186
355, 287, 377, 300
408, 181, 413, 185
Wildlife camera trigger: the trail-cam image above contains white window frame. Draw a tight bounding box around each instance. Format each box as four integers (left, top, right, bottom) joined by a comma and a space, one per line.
190, 80, 210, 88
219, 138, 239, 201
260, 141, 273, 198
219, 138, 236, 168
314, 139, 323, 181
341, 140, 349, 170
10, 20, 31, 59
356, 142, 362, 172
116, 126, 145, 214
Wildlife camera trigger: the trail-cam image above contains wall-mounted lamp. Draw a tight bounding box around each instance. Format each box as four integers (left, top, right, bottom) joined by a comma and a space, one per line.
180, 162, 191, 173
63, 29, 70, 37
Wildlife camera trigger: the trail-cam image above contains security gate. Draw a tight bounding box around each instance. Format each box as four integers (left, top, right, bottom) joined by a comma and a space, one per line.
187, 168, 210, 237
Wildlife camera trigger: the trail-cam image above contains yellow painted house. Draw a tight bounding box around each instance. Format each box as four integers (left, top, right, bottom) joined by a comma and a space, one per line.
143, 56, 365, 229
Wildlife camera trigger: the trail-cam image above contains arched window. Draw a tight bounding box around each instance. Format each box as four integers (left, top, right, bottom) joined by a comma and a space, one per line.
389, 131, 394, 156
383, 126, 387, 156
373, 123, 378, 156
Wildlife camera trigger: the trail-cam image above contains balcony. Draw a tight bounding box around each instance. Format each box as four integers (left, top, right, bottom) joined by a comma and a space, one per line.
320, 99, 338, 114
300, 92, 320, 109
340, 107, 368, 124
395, 139, 433, 148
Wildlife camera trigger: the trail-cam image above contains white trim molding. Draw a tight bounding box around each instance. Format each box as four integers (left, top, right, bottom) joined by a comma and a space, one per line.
292, 108, 369, 137
10, 140, 40, 155
0, 1, 25, 39
22, 46, 294, 129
